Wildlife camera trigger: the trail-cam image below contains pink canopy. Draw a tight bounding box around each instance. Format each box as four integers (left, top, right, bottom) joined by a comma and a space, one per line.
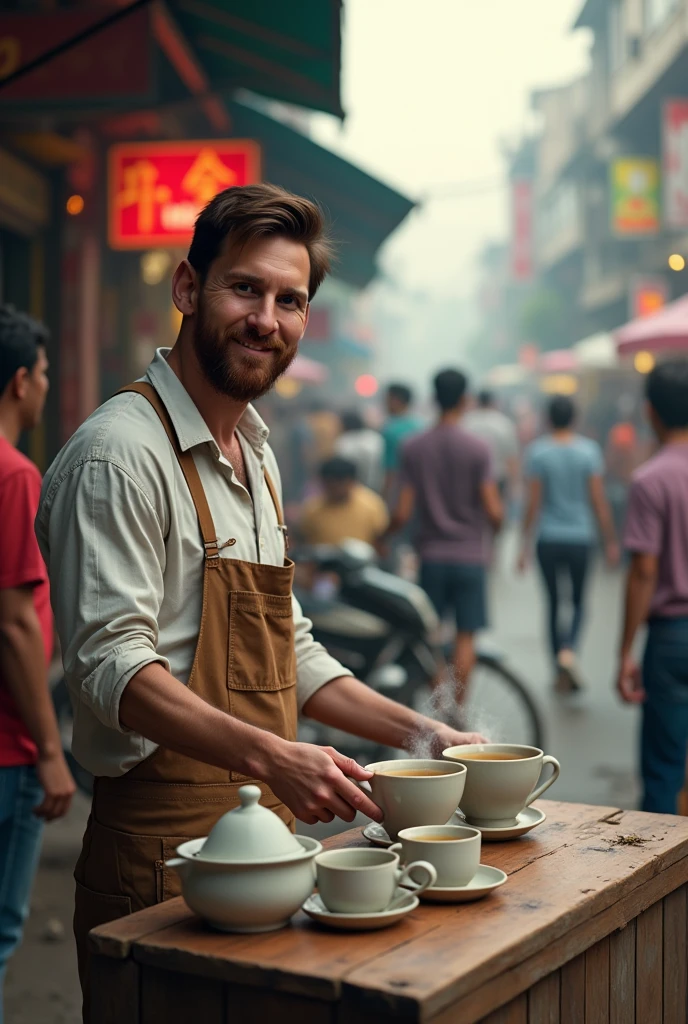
616, 293, 688, 354
538, 349, 578, 373
284, 354, 329, 383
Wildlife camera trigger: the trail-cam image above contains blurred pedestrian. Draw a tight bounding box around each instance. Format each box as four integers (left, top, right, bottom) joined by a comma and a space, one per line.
334, 409, 384, 491
388, 369, 503, 703
381, 383, 422, 500
299, 457, 388, 546
463, 390, 519, 507
617, 361, 688, 814
0, 306, 75, 1021
518, 395, 618, 694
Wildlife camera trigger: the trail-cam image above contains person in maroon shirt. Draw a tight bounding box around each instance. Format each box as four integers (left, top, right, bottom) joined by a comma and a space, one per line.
0, 306, 74, 1015
618, 360, 688, 814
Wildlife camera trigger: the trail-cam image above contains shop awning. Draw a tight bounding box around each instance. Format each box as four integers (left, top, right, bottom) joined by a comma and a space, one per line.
616, 294, 688, 354
573, 332, 617, 369
228, 100, 415, 288
538, 349, 579, 373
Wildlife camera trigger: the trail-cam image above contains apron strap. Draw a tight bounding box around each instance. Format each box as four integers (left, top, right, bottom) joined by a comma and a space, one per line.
264, 469, 289, 555
118, 382, 220, 563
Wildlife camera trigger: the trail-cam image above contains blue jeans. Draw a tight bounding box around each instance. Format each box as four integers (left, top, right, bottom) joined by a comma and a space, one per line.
0, 765, 44, 1023
641, 618, 688, 814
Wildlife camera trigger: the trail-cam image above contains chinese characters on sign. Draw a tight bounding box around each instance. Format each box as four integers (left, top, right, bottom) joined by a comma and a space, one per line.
108, 140, 261, 249
510, 179, 533, 281
610, 158, 660, 236
663, 99, 688, 229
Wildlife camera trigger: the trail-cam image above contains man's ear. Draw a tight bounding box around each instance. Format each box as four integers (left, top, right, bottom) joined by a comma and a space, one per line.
172, 260, 199, 316
301, 302, 310, 338
12, 366, 29, 401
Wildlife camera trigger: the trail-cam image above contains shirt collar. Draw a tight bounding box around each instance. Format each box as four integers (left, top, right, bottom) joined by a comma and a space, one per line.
145, 348, 270, 455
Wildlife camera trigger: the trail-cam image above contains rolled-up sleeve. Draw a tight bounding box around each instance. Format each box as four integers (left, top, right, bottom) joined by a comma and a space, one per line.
293, 594, 351, 711
38, 458, 169, 732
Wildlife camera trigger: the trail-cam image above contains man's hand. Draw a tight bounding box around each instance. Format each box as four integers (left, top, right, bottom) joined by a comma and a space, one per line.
427, 724, 489, 757
616, 654, 645, 704
516, 549, 529, 574
260, 741, 383, 826
34, 752, 76, 821
605, 540, 621, 568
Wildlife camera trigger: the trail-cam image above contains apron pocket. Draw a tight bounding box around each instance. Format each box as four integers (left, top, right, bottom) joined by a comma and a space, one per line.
227, 591, 296, 691
74, 880, 132, 938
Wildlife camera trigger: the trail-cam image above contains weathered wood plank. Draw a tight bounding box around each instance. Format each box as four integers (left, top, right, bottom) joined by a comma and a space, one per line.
480, 993, 528, 1023
89, 955, 139, 1024
528, 971, 560, 1023
584, 935, 609, 1024
609, 921, 635, 1024
140, 964, 225, 1024
663, 886, 687, 1024
89, 896, 192, 958
636, 902, 663, 1024
226, 985, 334, 1023
560, 954, 585, 1024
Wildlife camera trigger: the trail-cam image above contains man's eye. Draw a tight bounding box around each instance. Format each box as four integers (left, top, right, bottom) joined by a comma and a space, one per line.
279, 294, 297, 306
235, 283, 255, 294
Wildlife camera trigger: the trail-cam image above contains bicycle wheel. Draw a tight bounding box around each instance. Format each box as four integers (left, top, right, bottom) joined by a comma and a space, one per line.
462, 656, 544, 749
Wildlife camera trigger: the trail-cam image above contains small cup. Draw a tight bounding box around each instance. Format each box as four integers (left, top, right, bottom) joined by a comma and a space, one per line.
390, 824, 481, 888
443, 744, 560, 828
315, 848, 437, 914
365, 759, 467, 842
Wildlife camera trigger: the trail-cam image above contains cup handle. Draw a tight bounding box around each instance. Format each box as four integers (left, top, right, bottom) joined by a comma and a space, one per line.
396, 859, 437, 896
526, 755, 560, 806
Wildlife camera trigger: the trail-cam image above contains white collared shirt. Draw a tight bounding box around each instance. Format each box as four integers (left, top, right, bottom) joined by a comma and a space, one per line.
36, 349, 347, 777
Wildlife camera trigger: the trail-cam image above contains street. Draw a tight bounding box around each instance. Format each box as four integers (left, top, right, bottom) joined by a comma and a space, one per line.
5, 536, 639, 1023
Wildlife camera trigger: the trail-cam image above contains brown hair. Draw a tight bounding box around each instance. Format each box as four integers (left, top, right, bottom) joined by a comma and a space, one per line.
188, 183, 333, 299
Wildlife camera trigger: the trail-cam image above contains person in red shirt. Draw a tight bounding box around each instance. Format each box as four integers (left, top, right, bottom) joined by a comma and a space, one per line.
0, 306, 74, 1017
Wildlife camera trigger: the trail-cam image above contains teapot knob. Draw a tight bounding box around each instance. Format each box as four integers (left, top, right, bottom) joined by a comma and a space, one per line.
238, 784, 262, 807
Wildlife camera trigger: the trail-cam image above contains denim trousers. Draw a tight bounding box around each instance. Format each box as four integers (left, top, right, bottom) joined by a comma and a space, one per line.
0, 765, 44, 1024
641, 617, 688, 815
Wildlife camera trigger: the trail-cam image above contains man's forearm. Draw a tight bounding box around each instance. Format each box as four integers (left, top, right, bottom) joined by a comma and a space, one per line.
0, 612, 62, 758
303, 675, 435, 751
119, 662, 284, 778
620, 568, 656, 656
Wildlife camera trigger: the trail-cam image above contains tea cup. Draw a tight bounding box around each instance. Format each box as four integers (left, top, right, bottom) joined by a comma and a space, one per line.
443, 744, 560, 828
315, 847, 437, 914
390, 824, 481, 887
364, 758, 467, 841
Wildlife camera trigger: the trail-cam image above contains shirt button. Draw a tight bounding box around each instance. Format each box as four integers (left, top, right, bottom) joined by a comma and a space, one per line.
260, 539, 266, 550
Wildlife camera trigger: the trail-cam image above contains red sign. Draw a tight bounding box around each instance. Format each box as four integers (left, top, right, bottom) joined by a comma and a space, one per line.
511, 179, 533, 281
0, 8, 152, 104
664, 99, 688, 228
108, 140, 262, 249
629, 276, 668, 319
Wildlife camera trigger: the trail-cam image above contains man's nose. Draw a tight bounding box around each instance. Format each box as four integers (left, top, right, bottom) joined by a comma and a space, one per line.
246, 298, 278, 337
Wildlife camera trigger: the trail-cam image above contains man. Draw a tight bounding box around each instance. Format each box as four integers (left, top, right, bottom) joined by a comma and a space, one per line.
617, 361, 688, 814
388, 369, 503, 701
519, 396, 618, 693
36, 184, 482, 1017
381, 383, 421, 500
334, 410, 384, 492
299, 457, 389, 546
0, 307, 74, 1019
463, 390, 519, 504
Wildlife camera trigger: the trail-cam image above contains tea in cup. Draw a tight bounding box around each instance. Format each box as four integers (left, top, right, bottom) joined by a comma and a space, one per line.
390, 824, 481, 887
442, 744, 560, 828
365, 759, 467, 841
315, 848, 437, 914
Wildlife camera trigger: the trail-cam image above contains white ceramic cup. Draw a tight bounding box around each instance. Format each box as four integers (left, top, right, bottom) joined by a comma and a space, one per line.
364, 759, 467, 842
442, 744, 560, 828
390, 823, 481, 888
315, 848, 437, 914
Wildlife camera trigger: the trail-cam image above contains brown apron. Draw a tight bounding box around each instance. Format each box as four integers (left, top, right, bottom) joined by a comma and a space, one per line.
73, 382, 297, 1021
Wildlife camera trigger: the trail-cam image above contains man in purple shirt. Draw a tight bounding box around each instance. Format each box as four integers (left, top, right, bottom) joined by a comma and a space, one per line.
618, 360, 688, 813
389, 369, 503, 704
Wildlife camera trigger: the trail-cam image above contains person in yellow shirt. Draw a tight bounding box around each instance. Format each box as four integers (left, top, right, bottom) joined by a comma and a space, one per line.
299, 457, 389, 546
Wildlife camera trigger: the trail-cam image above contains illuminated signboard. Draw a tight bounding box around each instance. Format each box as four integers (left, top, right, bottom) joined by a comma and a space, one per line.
108, 140, 261, 249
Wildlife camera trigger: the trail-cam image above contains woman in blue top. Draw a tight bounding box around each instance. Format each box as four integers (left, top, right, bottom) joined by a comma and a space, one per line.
518, 395, 618, 692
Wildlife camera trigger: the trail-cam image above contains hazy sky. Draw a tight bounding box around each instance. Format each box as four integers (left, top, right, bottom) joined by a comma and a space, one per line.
312, 0, 591, 296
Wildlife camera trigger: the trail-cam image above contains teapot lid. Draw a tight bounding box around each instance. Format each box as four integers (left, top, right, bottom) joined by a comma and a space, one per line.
200, 785, 302, 862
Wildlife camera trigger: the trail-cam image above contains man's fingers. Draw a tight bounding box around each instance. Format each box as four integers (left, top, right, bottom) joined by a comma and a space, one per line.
335, 775, 383, 822
321, 748, 373, 781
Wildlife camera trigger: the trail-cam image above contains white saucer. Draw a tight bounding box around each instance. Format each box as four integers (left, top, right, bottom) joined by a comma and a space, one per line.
302, 890, 419, 931
465, 806, 547, 841
363, 811, 464, 848
416, 865, 507, 903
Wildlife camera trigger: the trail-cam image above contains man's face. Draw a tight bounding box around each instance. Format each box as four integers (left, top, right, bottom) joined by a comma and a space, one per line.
323, 477, 354, 504
387, 395, 404, 416
19, 347, 49, 431
189, 234, 310, 402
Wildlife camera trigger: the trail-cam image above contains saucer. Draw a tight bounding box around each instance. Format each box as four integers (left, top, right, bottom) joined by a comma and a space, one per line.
363, 811, 464, 848
416, 865, 507, 903
464, 806, 546, 841
302, 890, 419, 931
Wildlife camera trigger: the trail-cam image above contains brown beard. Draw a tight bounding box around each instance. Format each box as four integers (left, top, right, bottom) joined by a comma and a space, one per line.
192, 300, 297, 402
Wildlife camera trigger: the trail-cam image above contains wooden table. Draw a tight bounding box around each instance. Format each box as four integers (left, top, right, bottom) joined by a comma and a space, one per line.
90, 800, 688, 1023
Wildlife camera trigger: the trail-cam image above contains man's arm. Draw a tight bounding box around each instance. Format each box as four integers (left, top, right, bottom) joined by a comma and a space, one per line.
386, 482, 415, 536
517, 477, 541, 571
480, 480, 504, 533
588, 474, 619, 565
616, 552, 657, 703
0, 587, 75, 820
